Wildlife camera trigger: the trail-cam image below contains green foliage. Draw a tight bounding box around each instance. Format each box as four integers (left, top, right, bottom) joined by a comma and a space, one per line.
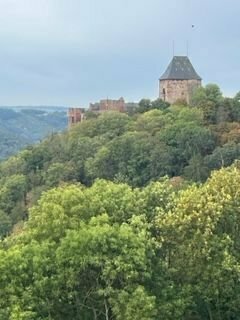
205, 83, 223, 103
190, 84, 240, 127
2, 165, 240, 318
111, 286, 156, 320
138, 98, 170, 113
85, 132, 173, 186
156, 165, 240, 319
0, 174, 27, 223
192, 84, 223, 106
205, 142, 240, 170
1, 88, 240, 231
1, 85, 240, 319
183, 154, 209, 182
0, 210, 12, 238
0, 180, 165, 319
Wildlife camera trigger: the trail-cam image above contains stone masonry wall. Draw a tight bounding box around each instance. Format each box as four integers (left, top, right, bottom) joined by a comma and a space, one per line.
159, 79, 201, 104
99, 98, 125, 112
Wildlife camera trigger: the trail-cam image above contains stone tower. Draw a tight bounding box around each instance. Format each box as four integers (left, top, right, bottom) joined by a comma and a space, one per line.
159, 56, 202, 104
68, 108, 85, 128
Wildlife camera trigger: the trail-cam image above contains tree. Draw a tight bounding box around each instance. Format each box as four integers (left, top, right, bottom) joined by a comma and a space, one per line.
0, 209, 12, 238
86, 132, 173, 186
204, 142, 240, 171
157, 166, 240, 319
191, 84, 223, 124
43, 162, 72, 188
111, 286, 156, 320
159, 121, 215, 176
151, 98, 170, 110
183, 154, 210, 182
205, 83, 223, 103
134, 109, 167, 134
234, 91, 240, 102
138, 99, 152, 113
0, 175, 27, 223
56, 215, 156, 320
191, 86, 208, 107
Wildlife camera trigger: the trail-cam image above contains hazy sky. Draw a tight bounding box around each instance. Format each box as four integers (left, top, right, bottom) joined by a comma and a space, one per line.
0, 0, 239, 106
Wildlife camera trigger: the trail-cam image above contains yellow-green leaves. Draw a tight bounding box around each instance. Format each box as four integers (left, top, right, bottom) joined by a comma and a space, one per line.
1, 167, 240, 319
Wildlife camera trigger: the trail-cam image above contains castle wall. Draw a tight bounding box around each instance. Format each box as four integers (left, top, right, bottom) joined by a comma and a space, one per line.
90, 98, 125, 113
159, 79, 201, 104
99, 98, 125, 112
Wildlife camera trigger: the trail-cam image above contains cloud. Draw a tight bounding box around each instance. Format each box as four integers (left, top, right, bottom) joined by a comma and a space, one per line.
0, 0, 239, 105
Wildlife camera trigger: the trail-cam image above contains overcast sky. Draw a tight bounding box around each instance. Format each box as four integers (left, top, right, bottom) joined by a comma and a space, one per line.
0, 0, 239, 106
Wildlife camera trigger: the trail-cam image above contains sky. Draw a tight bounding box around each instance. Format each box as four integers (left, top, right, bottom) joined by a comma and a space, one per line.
0, 0, 239, 106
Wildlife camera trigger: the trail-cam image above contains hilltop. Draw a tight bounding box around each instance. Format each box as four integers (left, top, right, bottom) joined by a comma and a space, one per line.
0, 83, 239, 229
0, 84, 240, 318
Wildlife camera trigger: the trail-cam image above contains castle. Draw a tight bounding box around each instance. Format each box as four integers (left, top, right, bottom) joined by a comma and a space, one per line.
68, 56, 202, 127
68, 98, 126, 127
159, 56, 202, 104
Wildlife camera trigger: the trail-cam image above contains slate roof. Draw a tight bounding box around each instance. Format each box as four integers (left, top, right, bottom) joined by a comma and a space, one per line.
160, 56, 202, 81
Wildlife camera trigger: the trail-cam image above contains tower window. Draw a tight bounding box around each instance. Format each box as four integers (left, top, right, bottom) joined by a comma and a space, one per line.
163, 88, 166, 101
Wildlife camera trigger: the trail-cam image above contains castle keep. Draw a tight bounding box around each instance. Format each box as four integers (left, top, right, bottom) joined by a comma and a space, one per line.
159, 56, 202, 104
68, 56, 202, 128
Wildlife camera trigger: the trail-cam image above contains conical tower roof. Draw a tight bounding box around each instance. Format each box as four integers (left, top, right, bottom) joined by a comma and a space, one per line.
160, 56, 201, 81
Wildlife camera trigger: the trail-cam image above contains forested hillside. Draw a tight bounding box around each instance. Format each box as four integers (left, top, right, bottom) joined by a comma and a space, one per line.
1, 84, 240, 319
0, 108, 67, 159
0, 84, 240, 231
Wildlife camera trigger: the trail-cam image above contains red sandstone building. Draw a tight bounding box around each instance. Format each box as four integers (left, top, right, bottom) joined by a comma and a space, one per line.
68, 57, 202, 128
68, 107, 85, 127
89, 97, 125, 113
68, 98, 127, 128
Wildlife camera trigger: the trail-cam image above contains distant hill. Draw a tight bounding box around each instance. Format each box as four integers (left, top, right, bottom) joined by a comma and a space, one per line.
0, 108, 67, 159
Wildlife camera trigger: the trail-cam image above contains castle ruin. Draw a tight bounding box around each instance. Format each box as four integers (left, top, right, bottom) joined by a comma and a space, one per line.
89, 97, 125, 113
68, 98, 127, 128
68, 108, 85, 127
68, 56, 202, 128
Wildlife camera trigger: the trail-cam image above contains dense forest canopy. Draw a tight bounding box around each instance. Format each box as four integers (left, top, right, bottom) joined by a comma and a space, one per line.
1, 166, 240, 319
1, 84, 240, 319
